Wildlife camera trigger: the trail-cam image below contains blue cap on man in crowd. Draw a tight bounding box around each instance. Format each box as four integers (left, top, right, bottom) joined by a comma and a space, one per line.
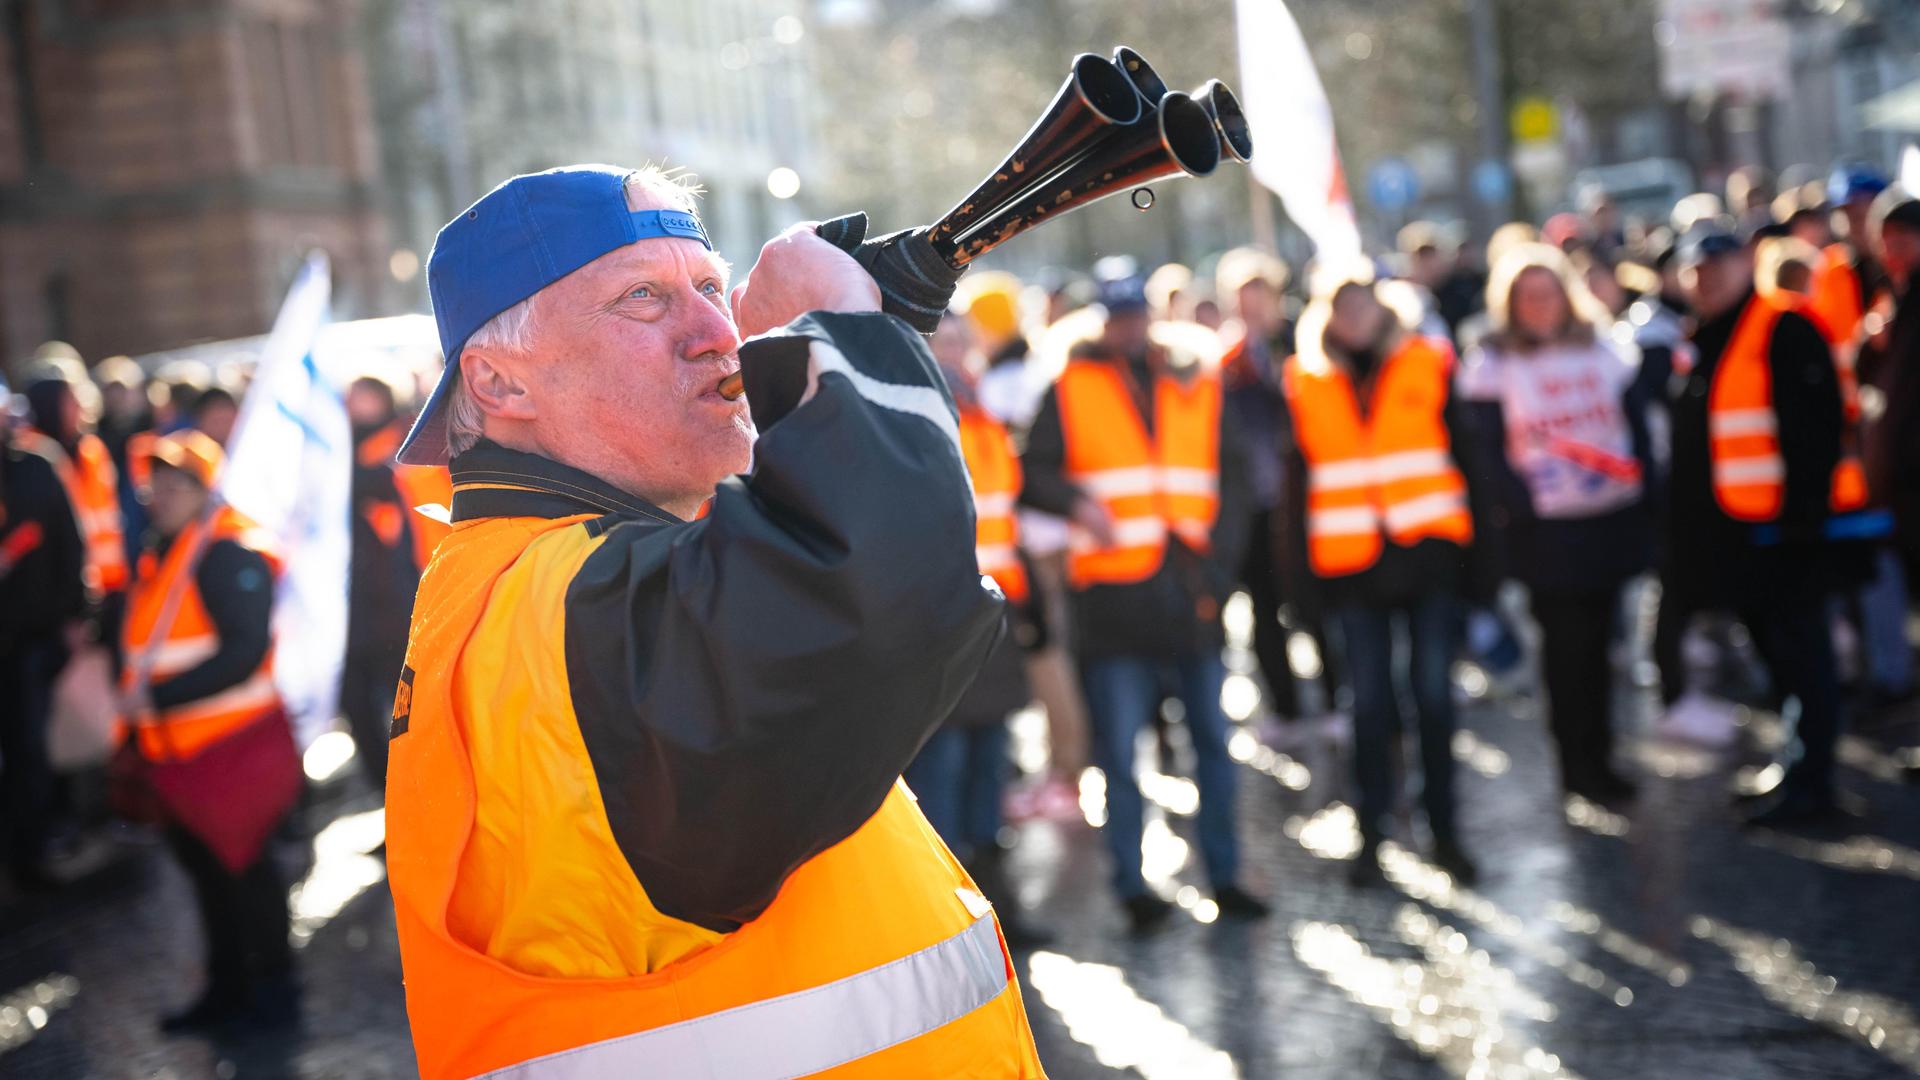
1828, 163, 1889, 206
398, 164, 714, 466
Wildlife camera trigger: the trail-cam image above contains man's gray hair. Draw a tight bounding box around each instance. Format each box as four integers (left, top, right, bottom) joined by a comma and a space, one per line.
443, 165, 704, 459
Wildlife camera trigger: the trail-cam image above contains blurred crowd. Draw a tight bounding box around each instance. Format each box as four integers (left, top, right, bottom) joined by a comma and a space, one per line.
3, 158, 1919, 1030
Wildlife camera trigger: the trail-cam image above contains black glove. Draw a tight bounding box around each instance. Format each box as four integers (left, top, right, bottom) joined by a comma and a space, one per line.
814, 213, 965, 334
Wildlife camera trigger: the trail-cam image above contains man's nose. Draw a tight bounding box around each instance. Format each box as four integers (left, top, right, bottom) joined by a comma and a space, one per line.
680, 286, 742, 361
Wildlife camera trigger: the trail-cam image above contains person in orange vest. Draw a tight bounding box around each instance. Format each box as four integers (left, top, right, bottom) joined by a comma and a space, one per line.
119, 430, 300, 1032
21, 365, 130, 606
1661, 227, 1862, 828
1, 372, 89, 893
384, 165, 1043, 1079
339, 374, 446, 789
1019, 270, 1271, 932
1276, 263, 1483, 888
1809, 165, 1893, 353
902, 311, 1053, 948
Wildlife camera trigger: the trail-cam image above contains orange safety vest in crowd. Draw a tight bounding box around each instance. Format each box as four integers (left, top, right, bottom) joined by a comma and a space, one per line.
1809, 243, 1864, 349
960, 406, 1029, 605
122, 506, 283, 760
1281, 336, 1473, 578
26, 428, 127, 593
1709, 293, 1869, 521
388, 515, 1044, 1080
1056, 358, 1221, 589
357, 422, 455, 571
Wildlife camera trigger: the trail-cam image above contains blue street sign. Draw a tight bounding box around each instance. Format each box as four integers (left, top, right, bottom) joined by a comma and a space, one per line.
1366, 157, 1420, 212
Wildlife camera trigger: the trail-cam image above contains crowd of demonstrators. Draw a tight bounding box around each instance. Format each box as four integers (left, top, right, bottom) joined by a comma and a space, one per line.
895, 156, 1920, 933
0, 335, 451, 1036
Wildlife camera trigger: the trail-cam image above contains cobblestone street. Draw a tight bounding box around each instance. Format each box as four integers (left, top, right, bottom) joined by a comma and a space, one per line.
3, 647, 1919, 1079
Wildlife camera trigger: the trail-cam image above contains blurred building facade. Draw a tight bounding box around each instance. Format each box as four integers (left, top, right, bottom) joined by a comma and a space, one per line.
0, 0, 390, 368
366, 0, 822, 302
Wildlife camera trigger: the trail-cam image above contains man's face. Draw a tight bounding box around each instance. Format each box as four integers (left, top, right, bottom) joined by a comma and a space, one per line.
1880, 222, 1920, 284
147, 464, 209, 536
1236, 281, 1280, 334
346, 382, 394, 429
1101, 309, 1151, 358
483, 203, 746, 511
195, 399, 237, 446
102, 382, 143, 422
1682, 252, 1753, 318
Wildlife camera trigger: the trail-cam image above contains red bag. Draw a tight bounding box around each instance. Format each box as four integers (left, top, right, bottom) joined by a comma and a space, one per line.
112, 708, 304, 874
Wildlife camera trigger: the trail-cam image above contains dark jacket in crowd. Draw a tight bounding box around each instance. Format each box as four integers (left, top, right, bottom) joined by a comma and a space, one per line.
0, 438, 87, 655
1454, 354, 1658, 598
1222, 322, 1296, 513
1863, 279, 1920, 577
142, 534, 273, 712
1021, 352, 1252, 660
1665, 290, 1845, 603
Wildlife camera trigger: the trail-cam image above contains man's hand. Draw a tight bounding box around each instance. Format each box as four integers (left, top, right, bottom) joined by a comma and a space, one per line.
730, 223, 882, 338
1071, 496, 1117, 548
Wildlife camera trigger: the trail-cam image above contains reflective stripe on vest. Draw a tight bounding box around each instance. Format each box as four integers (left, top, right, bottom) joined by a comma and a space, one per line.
122, 507, 283, 760
389, 516, 1045, 1080
482, 913, 1006, 1079
960, 408, 1029, 604
1057, 360, 1221, 589
1281, 337, 1472, 578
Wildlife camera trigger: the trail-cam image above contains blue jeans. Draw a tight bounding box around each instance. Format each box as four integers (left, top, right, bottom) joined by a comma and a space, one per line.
1332, 593, 1461, 847
903, 724, 1011, 861
1081, 651, 1240, 898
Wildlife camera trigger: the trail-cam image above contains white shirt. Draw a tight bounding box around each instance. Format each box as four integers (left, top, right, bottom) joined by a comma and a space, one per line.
1457, 336, 1645, 520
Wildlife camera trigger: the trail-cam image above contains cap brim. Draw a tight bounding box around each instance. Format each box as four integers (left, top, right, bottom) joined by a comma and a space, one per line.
396, 361, 458, 466
147, 442, 214, 487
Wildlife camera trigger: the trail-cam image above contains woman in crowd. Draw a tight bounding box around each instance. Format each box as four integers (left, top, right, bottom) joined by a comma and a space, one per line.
1456, 244, 1651, 804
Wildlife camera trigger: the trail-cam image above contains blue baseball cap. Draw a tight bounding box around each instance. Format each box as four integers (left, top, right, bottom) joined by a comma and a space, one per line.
399, 164, 713, 465
1828, 163, 1889, 206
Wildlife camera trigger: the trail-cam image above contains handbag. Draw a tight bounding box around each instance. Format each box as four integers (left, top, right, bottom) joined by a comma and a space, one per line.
110, 707, 305, 873
49, 644, 119, 771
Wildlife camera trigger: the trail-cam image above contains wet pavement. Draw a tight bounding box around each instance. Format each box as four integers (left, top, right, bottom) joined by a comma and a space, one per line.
3, 608, 1919, 1079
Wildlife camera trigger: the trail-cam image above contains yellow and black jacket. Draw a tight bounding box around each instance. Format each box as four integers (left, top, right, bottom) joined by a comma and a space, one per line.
388, 312, 1043, 1078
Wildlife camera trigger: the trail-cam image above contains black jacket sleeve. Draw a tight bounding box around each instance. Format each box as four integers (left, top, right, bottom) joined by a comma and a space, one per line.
1770, 311, 1843, 542
0, 449, 87, 650
1445, 389, 1503, 605
149, 540, 274, 710
560, 311, 1004, 934
1017, 385, 1082, 516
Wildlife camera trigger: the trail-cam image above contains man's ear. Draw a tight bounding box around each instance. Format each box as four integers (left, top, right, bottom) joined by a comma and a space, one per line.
460, 351, 539, 421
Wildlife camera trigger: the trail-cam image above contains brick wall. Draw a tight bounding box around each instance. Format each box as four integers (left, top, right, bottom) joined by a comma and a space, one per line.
0, 0, 390, 371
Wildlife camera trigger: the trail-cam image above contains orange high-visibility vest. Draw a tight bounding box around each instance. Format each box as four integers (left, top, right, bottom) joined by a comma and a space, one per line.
1056, 359, 1221, 589
122, 506, 283, 760
357, 422, 454, 571
1281, 336, 1473, 578
28, 429, 127, 593
388, 515, 1044, 1080
960, 406, 1030, 605
1709, 293, 1868, 520
1810, 243, 1864, 349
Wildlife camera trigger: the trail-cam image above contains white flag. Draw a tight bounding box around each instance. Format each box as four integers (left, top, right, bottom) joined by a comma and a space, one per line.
1902, 144, 1920, 194
1235, 0, 1363, 258
219, 251, 350, 749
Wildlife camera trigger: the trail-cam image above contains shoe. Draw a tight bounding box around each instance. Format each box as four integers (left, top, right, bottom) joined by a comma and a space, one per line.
1346, 845, 1386, 888
1655, 692, 1740, 748
1742, 786, 1844, 831
1430, 840, 1479, 887
1568, 770, 1639, 807
161, 990, 248, 1034
1122, 893, 1175, 933
1213, 885, 1271, 919
251, 975, 301, 1029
